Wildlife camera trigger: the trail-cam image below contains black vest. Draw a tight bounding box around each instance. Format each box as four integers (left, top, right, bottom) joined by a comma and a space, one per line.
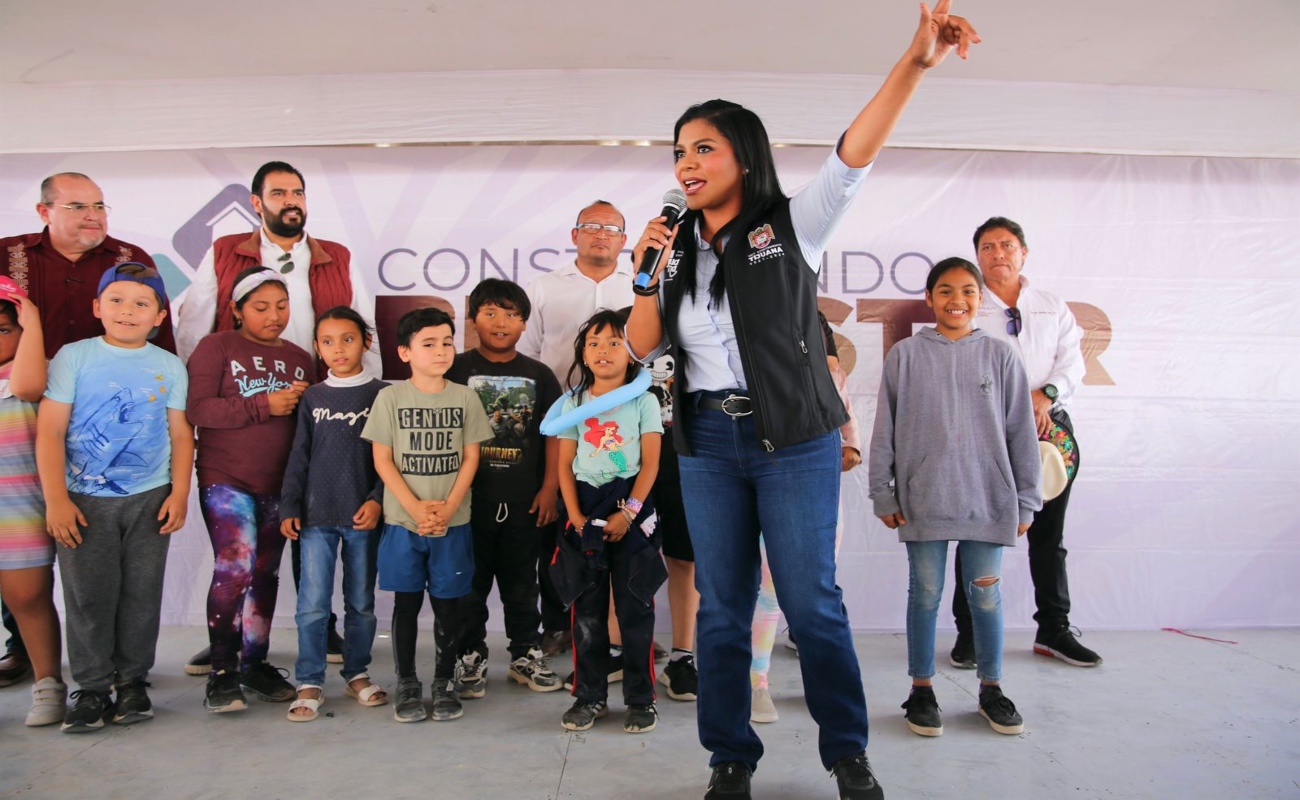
661, 201, 848, 454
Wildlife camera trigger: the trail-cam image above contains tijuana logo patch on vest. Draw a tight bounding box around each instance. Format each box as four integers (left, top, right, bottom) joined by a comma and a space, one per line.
747, 224, 785, 264
664, 250, 682, 281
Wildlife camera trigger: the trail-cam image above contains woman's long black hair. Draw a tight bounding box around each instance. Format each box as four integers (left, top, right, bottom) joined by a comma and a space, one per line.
673, 100, 787, 309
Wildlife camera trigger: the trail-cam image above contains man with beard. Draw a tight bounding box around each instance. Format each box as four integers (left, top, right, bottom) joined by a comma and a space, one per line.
174, 161, 378, 675
0, 171, 177, 690
175, 161, 377, 371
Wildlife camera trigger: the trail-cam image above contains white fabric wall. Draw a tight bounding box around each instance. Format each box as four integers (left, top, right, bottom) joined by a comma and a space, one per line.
2, 143, 1296, 631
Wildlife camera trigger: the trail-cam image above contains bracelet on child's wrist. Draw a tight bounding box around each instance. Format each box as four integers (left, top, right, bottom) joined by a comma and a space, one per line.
623, 496, 644, 515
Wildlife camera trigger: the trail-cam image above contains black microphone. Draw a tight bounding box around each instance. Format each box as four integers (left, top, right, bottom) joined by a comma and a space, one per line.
635, 188, 687, 289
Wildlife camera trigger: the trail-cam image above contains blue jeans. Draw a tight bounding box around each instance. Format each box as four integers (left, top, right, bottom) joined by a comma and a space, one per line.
906, 539, 1004, 682
679, 405, 868, 771
294, 525, 380, 686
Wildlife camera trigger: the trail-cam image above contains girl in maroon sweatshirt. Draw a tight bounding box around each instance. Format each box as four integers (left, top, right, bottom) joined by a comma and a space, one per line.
186, 267, 316, 713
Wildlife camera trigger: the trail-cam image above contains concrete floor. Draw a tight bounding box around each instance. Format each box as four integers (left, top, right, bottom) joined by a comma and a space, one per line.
0, 627, 1297, 799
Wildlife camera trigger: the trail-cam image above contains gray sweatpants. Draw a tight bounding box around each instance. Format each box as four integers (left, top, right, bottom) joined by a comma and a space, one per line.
56, 485, 172, 692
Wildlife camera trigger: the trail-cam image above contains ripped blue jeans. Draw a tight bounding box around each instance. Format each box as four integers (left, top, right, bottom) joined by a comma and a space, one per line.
906, 539, 1005, 682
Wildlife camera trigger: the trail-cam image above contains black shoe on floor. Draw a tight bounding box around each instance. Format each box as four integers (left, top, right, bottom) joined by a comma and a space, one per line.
978, 684, 1025, 735
658, 653, 698, 701
705, 761, 752, 799
560, 697, 608, 731
240, 661, 296, 702
623, 702, 657, 733
184, 645, 212, 676
949, 629, 976, 669
652, 640, 669, 662
0, 649, 32, 686
112, 678, 153, 725
901, 685, 943, 736
431, 680, 464, 721
61, 688, 114, 733
1034, 624, 1103, 667
393, 677, 426, 723
831, 752, 885, 799
204, 669, 247, 713
326, 627, 345, 664
540, 629, 572, 657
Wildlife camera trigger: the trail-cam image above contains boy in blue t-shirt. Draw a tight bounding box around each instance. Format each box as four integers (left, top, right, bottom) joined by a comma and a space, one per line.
36, 263, 194, 733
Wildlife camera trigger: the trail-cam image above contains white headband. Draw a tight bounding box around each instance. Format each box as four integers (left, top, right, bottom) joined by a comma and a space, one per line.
232, 270, 288, 304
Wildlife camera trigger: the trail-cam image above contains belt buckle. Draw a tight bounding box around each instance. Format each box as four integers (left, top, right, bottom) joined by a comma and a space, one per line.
720, 393, 752, 417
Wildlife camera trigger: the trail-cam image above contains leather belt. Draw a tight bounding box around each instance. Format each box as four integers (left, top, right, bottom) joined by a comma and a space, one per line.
697, 393, 753, 417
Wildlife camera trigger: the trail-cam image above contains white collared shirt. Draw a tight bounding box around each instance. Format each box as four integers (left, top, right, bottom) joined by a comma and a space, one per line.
973, 274, 1085, 408
637, 149, 869, 391
518, 259, 636, 384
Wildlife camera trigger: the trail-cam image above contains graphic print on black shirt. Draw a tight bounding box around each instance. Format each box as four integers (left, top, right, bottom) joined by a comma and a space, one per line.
467, 375, 537, 473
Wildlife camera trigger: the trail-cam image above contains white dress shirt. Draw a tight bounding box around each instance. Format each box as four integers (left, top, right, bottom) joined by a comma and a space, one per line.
973, 274, 1085, 409
518, 259, 636, 384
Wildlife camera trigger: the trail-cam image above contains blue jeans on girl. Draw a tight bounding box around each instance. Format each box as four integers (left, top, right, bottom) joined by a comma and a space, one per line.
678, 403, 869, 772
906, 539, 1004, 682
293, 525, 380, 686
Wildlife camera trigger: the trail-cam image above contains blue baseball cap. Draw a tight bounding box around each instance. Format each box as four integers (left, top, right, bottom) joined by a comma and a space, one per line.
97, 262, 168, 307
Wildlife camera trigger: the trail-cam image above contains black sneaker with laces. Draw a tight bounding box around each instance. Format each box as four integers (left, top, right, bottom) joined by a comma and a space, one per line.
1034, 624, 1103, 667
705, 761, 752, 799
978, 684, 1025, 735
563, 655, 624, 692
113, 678, 153, 725
393, 677, 425, 723
560, 697, 608, 731
61, 688, 113, 733
831, 752, 885, 800
949, 630, 976, 669
240, 661, 296, 702
623, 702, 657, 733
205, 669, 247, 713
431, 680, 464, 721
901, 685, 943, 736
658, 653, 698, 701
184, 645, 212, 676
326, 626, 345, 664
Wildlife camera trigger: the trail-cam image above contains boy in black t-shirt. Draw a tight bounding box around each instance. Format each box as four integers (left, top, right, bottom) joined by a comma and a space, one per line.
447, 279, 563, 696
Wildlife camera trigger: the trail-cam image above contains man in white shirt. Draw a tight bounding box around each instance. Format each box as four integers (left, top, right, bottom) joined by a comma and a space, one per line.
174, 161, 379, 674
949, 216, 1102, 669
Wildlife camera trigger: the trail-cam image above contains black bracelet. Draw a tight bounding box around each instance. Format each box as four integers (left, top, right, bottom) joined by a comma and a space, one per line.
632, 282, 660, 296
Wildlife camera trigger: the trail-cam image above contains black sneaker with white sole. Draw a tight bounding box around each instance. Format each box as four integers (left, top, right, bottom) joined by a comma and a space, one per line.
204, 669, 247, 713
705, 762, 753, 799
830, 752, 885, 799
978, 684, 1025, 735
112, 678, 153, 725
431, 681, 464, 721
508, 648, 562, 692
623, 702, 657, 733
184, 645, 212, 676
1034, 624, 1102, 667
949, 630, 976, 669
560, 698, 608, 731
901, 685, 943, 736
61, 689, 114, 733
658, 653, 698, 701
393, 677, 425, 722
240, 661, 296, 702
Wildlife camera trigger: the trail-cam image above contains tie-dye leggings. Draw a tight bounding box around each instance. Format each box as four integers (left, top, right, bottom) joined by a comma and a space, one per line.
200, 484, 286, 673
750, 508, 844, 690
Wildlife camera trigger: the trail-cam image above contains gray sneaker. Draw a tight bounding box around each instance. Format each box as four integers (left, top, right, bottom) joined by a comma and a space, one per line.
432, 680, 464, 721
508, 647, 562, 692
393, 678, 426, 723
455, 651, 487, 699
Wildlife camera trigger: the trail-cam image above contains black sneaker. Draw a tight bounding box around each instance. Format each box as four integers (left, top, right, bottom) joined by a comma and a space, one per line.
326, 627, 345, 665
978, 684, 1025, 735
623, 702, 657, 733
61, 689, 113, 733
1034, 624, 1103, 667
184, 645, 212, 676
949, 630, 976, 669
652, 640, 669, 662
560, 697, 608, 731
240, 661, 296, 702
705, 761, 752, 799
658, 653, 698, 701
455, 650, 487, 699
901, 685, 942, 737
431, 680, 464, 721
204, 669, 248, 713
112, 678, 153, 725
608, 652, 624, 683
393, 677, 426, 723
508, 647, 562, 692
830, 752, 885, 800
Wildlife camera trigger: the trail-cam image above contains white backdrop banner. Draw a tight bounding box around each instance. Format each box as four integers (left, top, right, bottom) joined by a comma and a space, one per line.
2, 144, 1297, 632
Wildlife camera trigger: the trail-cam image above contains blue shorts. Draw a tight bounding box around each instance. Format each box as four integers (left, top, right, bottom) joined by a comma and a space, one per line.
377, 522, 474, 599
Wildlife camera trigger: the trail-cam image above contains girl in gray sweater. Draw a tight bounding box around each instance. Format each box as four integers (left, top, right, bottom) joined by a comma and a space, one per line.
868, 257, 1042, 738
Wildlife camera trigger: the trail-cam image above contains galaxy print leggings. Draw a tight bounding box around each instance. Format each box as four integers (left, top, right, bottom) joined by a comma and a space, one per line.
200, 484, 286, 673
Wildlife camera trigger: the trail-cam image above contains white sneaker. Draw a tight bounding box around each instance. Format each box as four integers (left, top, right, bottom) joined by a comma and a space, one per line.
26, 676, 68, 727
751, 686, 778, 723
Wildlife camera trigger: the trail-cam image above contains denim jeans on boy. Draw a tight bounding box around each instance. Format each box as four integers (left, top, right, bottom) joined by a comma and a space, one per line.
294, 525, 380, 686
906, 539, 1004, 682
678, 404, 869, 772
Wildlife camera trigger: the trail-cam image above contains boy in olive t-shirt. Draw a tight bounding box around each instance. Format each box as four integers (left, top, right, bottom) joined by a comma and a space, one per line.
361, 308, 491, 724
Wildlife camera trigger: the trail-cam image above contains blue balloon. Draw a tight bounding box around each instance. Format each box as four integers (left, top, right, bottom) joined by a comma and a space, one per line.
539, 370, 653, 436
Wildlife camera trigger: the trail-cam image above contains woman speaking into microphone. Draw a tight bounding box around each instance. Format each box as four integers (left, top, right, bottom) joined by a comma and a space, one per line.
626, 4, 979, 798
